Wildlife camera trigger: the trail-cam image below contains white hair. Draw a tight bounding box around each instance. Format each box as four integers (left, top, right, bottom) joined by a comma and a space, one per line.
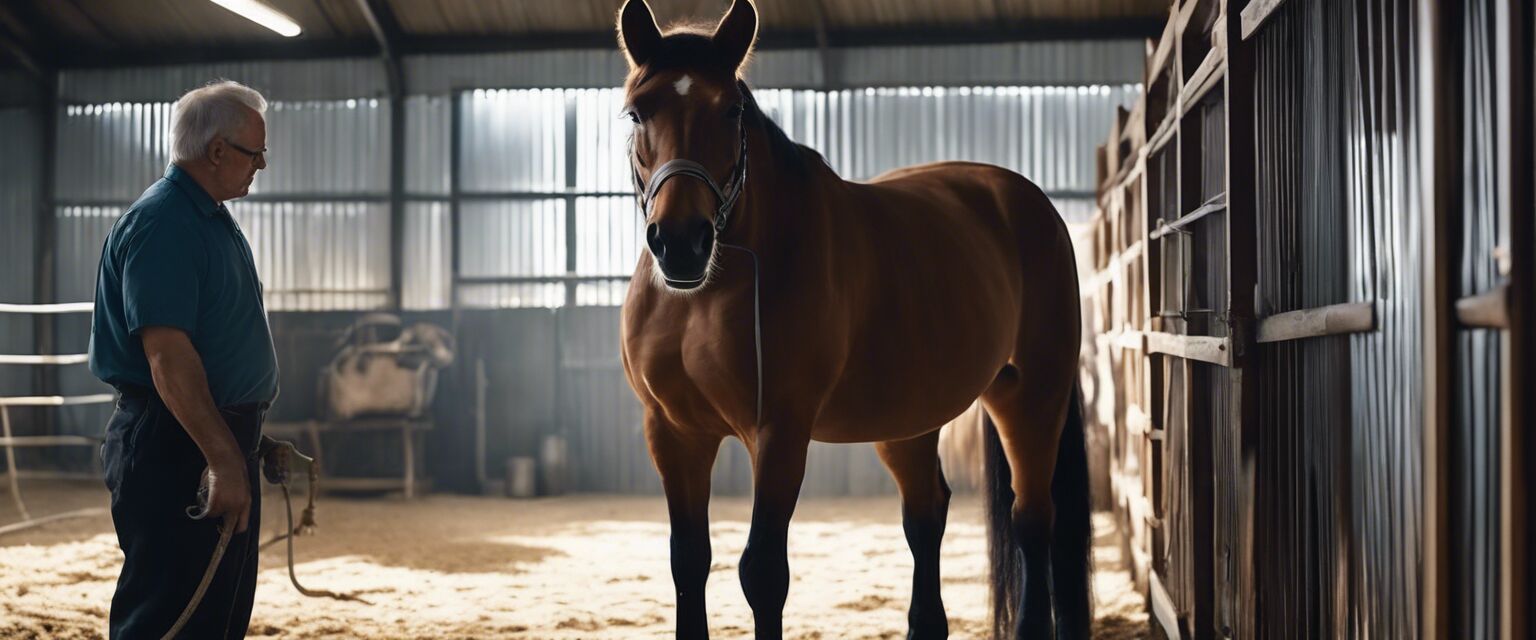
171, 80, 267, 164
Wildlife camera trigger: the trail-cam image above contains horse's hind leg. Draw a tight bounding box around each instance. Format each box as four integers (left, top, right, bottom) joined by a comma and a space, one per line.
875, 430, 952, 640
980, 363, 1075, 638
645, 415, 723, 639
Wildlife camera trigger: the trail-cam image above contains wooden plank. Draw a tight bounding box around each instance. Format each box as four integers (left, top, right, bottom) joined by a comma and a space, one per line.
1255, 301, 1377, 343
1117, 329, 1146, 351
1146, 9, 1179, 83
1151, 571, 1184, 640
1145, 332, 1231, 367
1147, 108, 1180, 155
1079, 241, 1146, 298
1455, 284, 1510, 328
1179, 46, 1227, 117
1150, 196, 1227, 240
1239, 0, 1288, 40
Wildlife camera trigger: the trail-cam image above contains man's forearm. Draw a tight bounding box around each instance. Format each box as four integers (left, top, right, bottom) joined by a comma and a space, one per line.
147, 344, 243, 466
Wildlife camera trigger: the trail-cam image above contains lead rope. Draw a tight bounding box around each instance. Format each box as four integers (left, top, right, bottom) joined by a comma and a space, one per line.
163, 470, 237, 640
163, 441, 365, 639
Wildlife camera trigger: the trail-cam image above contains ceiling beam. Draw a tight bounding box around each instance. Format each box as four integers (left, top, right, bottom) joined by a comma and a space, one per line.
44, 17, 1165, 70
51, 38, 380, 69
0, 0, 54, 84
354, 0, 403, 70
0, 26, 45, 81
807, 0, 835, 88
401, 18, 1165, 54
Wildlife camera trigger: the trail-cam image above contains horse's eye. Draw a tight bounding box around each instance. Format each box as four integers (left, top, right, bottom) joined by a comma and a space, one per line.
623, 110, 641, 124
726, 103, 743, 120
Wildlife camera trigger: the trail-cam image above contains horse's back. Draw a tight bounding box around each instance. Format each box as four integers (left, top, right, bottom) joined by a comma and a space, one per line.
879, 162, 1084, 371
810, 161, 1077, 442
867, 161, 1084, 395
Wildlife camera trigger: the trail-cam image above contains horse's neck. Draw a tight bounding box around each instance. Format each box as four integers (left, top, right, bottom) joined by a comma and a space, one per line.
730, 141, 838, 256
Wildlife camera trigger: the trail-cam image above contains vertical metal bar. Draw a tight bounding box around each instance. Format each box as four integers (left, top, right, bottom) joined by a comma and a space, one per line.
2, 407, 31, 521
450, 91, 463, 317
564, 93, 578, 308
557, 93, 578, 449
33, 73, 57, 444
388, 92, 405, 310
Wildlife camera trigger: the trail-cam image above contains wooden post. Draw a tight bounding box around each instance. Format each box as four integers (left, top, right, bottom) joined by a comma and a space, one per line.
1496, 0, 1532, 636
1417, 0, 1456, 637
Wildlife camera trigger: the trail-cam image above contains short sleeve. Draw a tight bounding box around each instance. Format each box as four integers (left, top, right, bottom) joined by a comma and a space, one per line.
121, 216, 207, 336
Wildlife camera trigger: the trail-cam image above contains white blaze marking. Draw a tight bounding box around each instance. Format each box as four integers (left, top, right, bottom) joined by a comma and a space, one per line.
673, 75, 694, 96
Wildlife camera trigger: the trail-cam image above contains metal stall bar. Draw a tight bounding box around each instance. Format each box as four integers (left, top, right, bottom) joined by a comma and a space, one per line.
0, 301, 113, 536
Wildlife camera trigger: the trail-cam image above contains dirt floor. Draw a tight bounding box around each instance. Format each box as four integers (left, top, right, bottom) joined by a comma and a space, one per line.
0, 481, 1146, 639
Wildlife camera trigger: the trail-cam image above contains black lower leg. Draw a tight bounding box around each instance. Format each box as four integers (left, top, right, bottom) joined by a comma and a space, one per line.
1013, 506, 1055, 639
739, 528, 789, 639
671, 521, 711, 639
902, 499, 950, 640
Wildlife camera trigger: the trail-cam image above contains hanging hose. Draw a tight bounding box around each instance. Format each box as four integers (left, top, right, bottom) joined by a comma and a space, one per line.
163, 437, 366, 639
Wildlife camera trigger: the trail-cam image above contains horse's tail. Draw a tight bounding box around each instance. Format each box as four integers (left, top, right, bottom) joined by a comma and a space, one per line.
984, 385, 1092, 639
1052, 385, 1093, 637
983, 409, 1021, 639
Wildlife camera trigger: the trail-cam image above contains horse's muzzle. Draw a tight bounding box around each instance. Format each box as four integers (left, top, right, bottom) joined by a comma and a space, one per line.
647, 220, 715, 289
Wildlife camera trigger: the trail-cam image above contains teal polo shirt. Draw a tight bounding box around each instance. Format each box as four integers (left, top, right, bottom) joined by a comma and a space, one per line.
89, 164, 279, 407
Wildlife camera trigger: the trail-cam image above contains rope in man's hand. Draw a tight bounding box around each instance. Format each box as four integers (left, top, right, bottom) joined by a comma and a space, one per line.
162, 436, 368, 640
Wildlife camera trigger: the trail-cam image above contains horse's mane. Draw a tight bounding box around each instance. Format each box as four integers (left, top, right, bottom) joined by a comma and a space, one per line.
737, 81, 816, 178
632, 29, 819, 178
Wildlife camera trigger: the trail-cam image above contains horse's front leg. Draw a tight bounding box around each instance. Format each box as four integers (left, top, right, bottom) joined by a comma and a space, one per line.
738, 424, 811, 640
646, 415, 723, 640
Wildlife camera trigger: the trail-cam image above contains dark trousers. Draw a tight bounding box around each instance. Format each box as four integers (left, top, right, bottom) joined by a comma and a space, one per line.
100, 387, 266, 639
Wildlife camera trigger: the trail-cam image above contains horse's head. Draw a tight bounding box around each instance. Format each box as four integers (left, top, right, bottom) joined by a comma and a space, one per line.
618, 0, 758, 291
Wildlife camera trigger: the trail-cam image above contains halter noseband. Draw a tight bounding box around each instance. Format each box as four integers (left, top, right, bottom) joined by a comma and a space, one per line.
631, 115, 749, 234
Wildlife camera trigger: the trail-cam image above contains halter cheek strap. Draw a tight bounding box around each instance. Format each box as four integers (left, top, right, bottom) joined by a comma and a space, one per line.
631, 120, 749, 234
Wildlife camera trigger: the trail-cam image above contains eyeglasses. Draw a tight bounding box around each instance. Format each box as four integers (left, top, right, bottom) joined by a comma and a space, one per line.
224, 138, 267, 161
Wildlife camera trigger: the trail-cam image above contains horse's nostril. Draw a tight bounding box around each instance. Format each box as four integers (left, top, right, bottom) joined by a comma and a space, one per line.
646, 223, 664, 257
692, 221, 715, 257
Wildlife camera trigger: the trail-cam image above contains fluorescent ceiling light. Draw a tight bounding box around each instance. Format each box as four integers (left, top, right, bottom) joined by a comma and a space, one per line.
208, 0, 303, 37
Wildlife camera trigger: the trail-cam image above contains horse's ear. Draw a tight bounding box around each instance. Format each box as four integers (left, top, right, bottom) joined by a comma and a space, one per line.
712, 0, 758, 72
618, 0, 662, 69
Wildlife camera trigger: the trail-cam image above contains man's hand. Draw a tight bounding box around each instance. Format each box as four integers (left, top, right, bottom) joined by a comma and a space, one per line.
142, 326, 253, 533
258, 436, 291, 485
205, 453, 253, 532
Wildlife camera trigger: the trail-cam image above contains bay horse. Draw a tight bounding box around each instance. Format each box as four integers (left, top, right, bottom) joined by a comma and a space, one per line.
616, 1, 1090, 637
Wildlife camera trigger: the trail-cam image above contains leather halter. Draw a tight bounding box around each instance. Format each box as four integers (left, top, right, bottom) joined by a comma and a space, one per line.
630, 115, 749, 234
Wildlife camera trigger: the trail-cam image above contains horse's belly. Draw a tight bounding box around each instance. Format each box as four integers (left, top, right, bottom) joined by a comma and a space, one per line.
812, 312, 1013, 443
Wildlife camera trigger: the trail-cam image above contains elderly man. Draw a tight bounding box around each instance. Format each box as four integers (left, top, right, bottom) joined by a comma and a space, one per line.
89, 79, 278, 639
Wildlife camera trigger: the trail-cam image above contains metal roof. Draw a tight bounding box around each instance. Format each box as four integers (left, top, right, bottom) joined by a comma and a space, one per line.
0, 0, 1166, 71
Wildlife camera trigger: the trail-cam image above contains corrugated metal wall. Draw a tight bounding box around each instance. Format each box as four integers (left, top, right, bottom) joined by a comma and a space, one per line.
1453, 0, 1507, 636
1249, 0, 1425, 635
52, 100, 394, 312
27, 42, 1141, 494
0, 108, 39, 400
401, 40, 1145, 93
